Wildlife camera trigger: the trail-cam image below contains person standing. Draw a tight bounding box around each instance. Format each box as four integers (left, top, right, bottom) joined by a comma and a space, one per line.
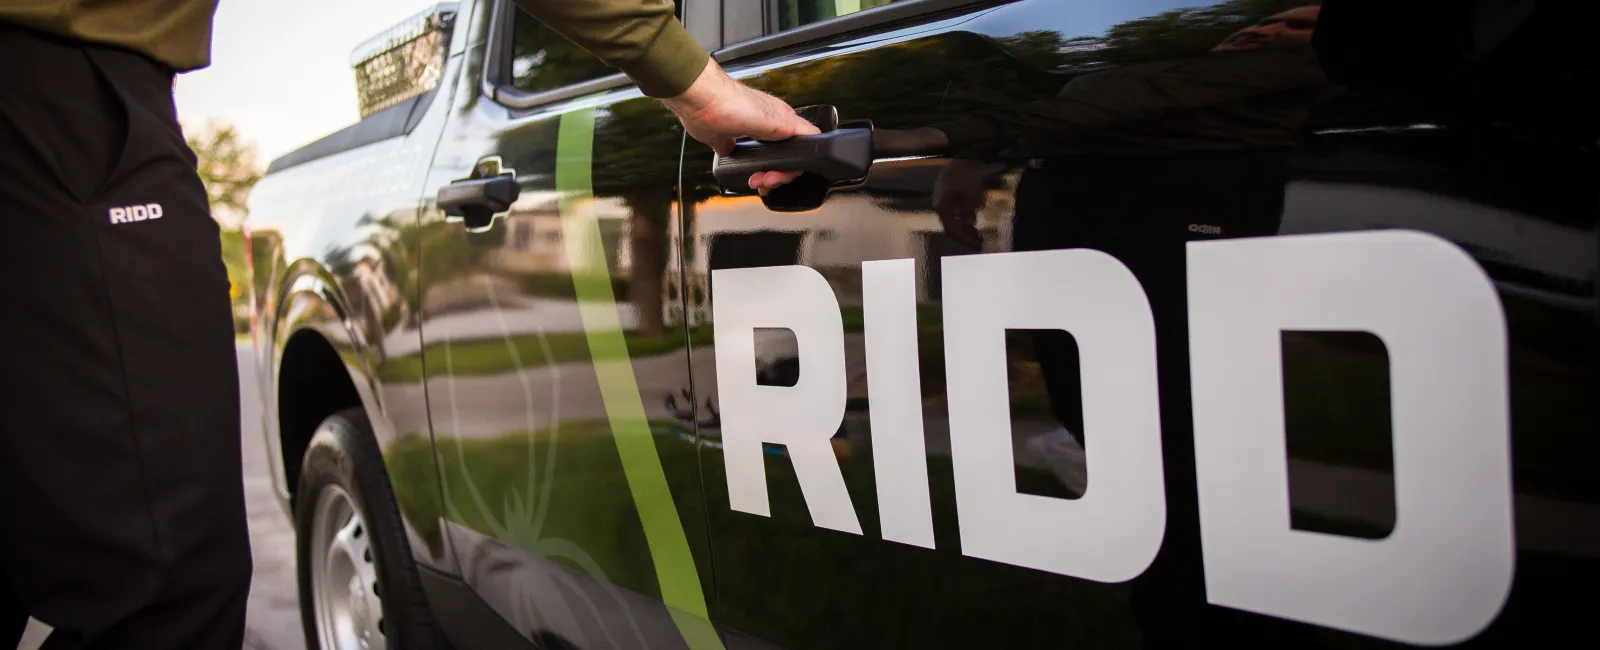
0, 0, 811, 647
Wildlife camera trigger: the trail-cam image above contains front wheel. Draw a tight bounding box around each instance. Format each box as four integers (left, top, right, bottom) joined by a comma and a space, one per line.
295, 408, 450, 650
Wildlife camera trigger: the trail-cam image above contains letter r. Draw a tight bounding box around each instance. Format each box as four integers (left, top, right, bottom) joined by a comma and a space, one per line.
712, 265, 861, 535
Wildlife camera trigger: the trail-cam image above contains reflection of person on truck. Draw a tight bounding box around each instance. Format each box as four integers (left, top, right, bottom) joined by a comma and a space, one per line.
751, 4, 1337, 645
0, 1, 817, 646
818, 4, 1337, 496
917, 5, 1340, 647
929, 3, 1337, 485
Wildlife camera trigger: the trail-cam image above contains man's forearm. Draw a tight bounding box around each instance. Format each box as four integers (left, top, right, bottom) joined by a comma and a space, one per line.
511, 0, 710, 98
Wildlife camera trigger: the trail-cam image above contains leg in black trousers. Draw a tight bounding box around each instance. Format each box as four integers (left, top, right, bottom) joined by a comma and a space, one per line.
2, 570, 25, 646
0, 25, 251, 649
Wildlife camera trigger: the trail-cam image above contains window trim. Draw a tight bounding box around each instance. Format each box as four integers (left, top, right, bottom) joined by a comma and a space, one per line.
483, 0, 721, 111
479, 0, 1003, 111
714, 0, 1010, 63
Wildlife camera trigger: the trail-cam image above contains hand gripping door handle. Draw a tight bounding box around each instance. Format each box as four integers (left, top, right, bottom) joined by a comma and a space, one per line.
438, 175, 520, 231
709, 104, 875, 212
712, 127, 875, 195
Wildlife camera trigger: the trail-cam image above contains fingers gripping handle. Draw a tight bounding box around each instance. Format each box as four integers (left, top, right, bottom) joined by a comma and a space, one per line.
712, 127, 875, 194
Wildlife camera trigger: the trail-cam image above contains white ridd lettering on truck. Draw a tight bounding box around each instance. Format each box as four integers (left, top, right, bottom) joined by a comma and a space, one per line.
1187, 231, 1513, 646
712, 264, 862, 534
862, 259, 937, 548
710, 230, 1513, 646
941, 250, 1167, 583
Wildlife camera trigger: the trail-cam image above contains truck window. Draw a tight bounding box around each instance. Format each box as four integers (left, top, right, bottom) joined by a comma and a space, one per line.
773, 0, 899, 32
508, 9, 618, 95
508, 3, 688, 95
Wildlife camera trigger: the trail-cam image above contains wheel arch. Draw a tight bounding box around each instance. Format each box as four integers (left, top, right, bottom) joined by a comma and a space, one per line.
277, 328, 363, 508
268, 267, 385, 510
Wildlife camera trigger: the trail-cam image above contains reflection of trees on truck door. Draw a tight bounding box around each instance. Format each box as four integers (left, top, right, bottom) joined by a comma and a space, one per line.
491, 97, 693, 338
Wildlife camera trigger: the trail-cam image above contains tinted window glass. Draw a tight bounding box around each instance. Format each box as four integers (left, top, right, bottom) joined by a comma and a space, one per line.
775, 0, 899, 32
510, 3, 685, 94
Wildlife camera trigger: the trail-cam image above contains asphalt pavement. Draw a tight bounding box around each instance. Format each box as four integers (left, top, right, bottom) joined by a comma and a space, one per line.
237, 342, 307, 650
16, 344, 304, 650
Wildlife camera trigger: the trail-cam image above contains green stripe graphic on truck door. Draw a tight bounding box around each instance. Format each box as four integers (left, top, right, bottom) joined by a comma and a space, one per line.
556, 107, 724, 650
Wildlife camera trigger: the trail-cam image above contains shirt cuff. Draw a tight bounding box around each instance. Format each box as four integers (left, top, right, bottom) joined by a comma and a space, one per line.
625, 21, 711, 98
931, 115, 1006, 158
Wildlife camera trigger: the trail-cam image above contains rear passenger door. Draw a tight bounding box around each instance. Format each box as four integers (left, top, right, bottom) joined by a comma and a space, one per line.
687, 0, 1599, 648
413, 1, 719, 647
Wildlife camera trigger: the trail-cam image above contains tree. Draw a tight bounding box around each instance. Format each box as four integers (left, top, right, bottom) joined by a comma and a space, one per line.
1043, 0, 1318, 70
186, 120, 265, 332
591, 100, 689, 338
186, 120, 263, 228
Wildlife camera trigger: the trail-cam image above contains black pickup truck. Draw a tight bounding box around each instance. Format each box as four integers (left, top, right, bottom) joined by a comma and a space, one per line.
243, 1, 1598, 648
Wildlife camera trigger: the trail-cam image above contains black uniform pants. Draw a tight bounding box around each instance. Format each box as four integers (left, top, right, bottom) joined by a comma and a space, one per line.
0, 25, 251, 649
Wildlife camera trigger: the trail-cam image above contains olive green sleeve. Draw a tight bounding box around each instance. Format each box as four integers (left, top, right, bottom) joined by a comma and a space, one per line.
510, 0, 710, 98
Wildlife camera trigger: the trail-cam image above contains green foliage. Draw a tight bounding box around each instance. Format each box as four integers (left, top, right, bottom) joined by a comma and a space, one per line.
994, 0, 1322, 73
592, 100, 684, 198
219, 227, 251, 333
186, 120, 263, 224
187, 120, 263, 333
386, 433, 448, 555
1069, 0, 1316, 67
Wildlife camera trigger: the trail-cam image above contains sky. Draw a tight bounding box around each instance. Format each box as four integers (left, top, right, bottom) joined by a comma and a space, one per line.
978, 0, 1207, 47
174, 0, 442, 165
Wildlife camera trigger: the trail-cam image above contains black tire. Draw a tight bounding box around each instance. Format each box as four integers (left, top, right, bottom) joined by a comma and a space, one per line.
295, 408, 452, 650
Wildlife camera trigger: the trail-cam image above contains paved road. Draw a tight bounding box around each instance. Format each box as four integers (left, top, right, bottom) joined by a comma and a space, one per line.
17, 345, 303, 650
237, 343, 307, 650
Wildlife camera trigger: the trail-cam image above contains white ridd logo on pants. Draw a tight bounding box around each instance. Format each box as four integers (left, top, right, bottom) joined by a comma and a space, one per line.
711, 231, 1513, 646
109, 203, 163, 224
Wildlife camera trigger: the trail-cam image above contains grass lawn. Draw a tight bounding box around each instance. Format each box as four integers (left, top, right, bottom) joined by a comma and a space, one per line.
376, 325, 714, 382
386, 419, 713, 600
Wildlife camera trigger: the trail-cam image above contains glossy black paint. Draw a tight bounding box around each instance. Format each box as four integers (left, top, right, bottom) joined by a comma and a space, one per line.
243, 0, 1597, 648
686, 0, 1597, 648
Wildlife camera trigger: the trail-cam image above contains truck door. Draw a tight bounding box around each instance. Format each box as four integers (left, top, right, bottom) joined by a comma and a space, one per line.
413, 1, 718, 647
688, 0, 1598, 648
